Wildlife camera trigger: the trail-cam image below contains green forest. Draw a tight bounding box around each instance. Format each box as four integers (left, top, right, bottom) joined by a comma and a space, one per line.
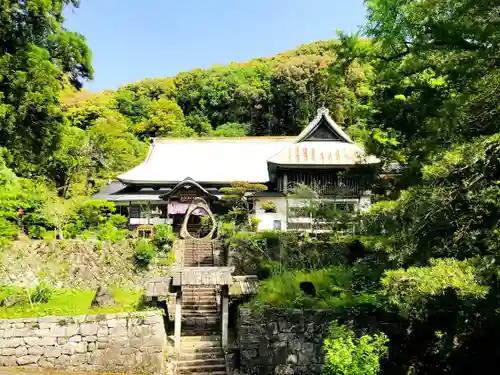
1, 0, 500, 373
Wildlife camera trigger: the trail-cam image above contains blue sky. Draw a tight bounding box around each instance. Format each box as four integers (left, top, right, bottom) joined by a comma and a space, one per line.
64, 0, 366, 92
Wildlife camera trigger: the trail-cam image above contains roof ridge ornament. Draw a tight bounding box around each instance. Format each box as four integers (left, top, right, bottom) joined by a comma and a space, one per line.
317, 106, 329, 116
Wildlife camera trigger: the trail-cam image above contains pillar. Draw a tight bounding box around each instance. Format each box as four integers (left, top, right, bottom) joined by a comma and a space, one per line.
221, 285, 229, 348
283, 172, 288, 194
128, 201, 131, 226
174, 289, 182, 354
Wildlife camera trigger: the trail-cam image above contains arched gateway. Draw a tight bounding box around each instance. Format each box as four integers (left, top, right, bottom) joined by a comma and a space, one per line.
159, 177, 219, 238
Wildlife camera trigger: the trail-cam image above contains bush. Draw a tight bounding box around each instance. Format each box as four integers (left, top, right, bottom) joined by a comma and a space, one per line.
108, 214, 128, 229
76, 200, 116, 228
62, 221, 83, 239
153, 224, 175, 251
31, 283, 53, 304
251, 267, 378, 310
134, 239, 155, 268
97, 222, 128, 242
261, 201, 277, 213
28, 225, 47, 239
322, 322, 388, 375
250, 217, 261, 232
0, 217, 18, 241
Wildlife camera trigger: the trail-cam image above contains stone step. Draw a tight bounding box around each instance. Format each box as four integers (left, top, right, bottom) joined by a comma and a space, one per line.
182, 300, 216, 306
177, 358, 226, 367
182, 322, 219, 328
183, 261, 214, 268
182, 298, 217, 303
182, 330, 221, 337
183, 316, 219, 322
180, 342, 221, 349
177, 363, 226, 374
183, 265, 215, 268
182, 310, 218, 316
183, 258, 213, 262
179, 352, 224, 361
182, 335, 221, 342
180, 346, 224, 355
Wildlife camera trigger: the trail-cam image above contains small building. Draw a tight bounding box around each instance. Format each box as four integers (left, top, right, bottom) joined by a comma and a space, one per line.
92, 107, 380, 233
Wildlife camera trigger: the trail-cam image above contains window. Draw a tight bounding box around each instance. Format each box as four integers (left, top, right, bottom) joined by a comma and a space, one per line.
130, 206, 141, 218
273, 220, 282, 230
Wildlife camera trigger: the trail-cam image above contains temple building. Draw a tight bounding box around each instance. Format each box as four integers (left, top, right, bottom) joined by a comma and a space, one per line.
92, 107, 380, 233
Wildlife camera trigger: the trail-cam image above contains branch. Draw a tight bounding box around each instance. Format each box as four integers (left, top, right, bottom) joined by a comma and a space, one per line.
377, 42, 412, 62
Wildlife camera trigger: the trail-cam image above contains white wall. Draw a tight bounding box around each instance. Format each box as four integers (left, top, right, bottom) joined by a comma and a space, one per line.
253, 197, 287, 231
253, 194, 373, 232
129, 218, 172, 225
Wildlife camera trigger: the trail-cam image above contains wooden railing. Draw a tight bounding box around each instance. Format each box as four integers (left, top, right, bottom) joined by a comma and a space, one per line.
282, 181, 363, 197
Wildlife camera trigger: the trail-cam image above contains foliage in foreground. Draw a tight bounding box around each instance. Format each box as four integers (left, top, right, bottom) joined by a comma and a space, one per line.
0, 286, 144, 318
323, 322, 388, 375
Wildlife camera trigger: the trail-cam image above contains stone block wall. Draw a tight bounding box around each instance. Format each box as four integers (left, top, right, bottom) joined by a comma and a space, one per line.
238, 308, 339, 375
0, 311, 167, 374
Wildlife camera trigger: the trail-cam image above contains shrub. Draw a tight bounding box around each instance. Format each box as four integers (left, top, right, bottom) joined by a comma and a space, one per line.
322, 322, 388, 375
108, 214, 128, 229
0, 217, 18, 241
251, 267, 378, 310
381, 258, 488, 318
76, 200, 116, 228
31, 283, 53, 304
261, 201, 277, 213
134, 239, 155, 268
250, 217, 261, 232
97, 222, 128, 242
153, 224, 175, 251
219, 221, 235, 238
28, 225, 47, 239
62, 221, 83, 239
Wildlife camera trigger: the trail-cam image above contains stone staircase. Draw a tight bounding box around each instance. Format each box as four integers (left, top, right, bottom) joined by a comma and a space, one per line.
176, 335, 226, 374
169, 238, 226, 374
182, 286, 219, 336
183, 239, 215, 267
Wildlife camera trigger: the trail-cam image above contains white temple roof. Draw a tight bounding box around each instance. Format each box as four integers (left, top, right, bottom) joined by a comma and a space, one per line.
118, 137, 294, 184
117, 108, 380, 185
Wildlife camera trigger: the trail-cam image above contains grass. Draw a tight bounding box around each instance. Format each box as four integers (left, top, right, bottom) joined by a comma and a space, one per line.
0, 286, 145, 319
249, 266, 379, 310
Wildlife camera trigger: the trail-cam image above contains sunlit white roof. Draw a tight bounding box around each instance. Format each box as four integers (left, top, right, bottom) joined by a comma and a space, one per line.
117, 108, 380, 185
118, 138, 294, 184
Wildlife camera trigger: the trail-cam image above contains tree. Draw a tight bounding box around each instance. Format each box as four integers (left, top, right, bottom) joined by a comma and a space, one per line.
136, 98, 192, 137
220, 181, 267, 225
212, 122, 249, 137
186, 114, 213, 136
0, 0, 93, 174
43, 193, 80, 239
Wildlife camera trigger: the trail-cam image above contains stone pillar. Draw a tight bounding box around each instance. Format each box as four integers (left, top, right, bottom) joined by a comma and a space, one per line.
221, 285, 229, 348
283, 172, 288, 194
174, 289, 182, 354
213, 241, 221, 266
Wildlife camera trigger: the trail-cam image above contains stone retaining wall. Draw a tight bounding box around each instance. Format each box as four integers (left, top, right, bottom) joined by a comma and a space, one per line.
238, 308, 338, 375
0, 311, 167, 374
